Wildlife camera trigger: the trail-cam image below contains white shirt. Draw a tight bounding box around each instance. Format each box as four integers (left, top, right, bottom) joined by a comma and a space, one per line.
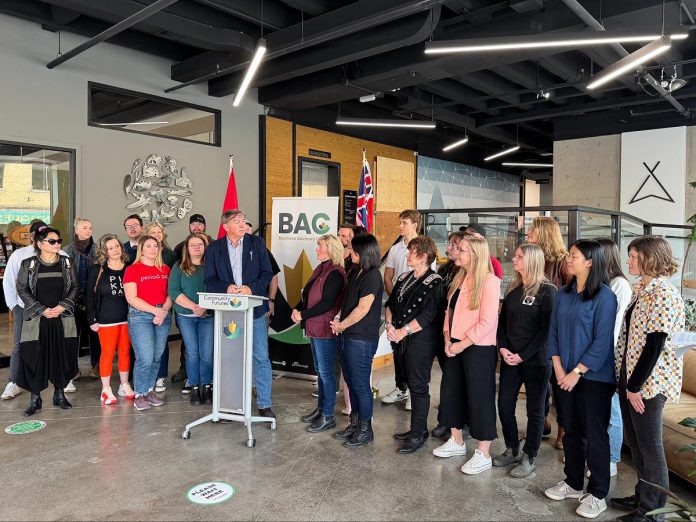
610, 276, 633, 346
2, 244, 67, 309
384, 236, 436, 284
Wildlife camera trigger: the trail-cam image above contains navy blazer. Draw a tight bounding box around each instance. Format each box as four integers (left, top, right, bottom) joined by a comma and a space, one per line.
204, 234, 273, 319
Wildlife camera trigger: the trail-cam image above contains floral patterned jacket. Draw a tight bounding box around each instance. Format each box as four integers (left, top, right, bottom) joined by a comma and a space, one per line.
616, 277, 685, 402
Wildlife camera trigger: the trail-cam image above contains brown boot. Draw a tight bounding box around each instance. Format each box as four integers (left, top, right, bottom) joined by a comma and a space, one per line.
543, 417, 552, 437
555, 426, 565, 450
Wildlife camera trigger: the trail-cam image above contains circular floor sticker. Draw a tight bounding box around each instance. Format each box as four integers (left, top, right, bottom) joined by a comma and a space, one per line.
186, 482, 236, 505
5, 420, 46, 435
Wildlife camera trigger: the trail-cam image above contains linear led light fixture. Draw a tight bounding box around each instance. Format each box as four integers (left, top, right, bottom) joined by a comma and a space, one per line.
96, 121, 169, 126
425, 31, 687, 54
233, 38, 267, 107
587, 36, 673, 90
336, 117, 436, 129
484, 145, 520, 162
443, 137, 469, 152
502, 162, 553, 168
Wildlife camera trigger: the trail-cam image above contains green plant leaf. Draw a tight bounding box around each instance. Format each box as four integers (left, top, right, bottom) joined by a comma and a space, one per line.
676, 443, 696, 453
647, 506, 687, 515
639, 479, 682, 501
678, 417, 696, 429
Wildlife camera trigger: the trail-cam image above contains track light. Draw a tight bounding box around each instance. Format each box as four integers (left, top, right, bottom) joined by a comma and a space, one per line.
484, 145, 520, 162
233, 38, 267, 107
442, 137, 469, 152
502, 162, 553, 168
359, 92, 384, 103
425, 31, 687, 54
335, 117, 436, 129
587, 36, 672, 90
536, 89, 551, 100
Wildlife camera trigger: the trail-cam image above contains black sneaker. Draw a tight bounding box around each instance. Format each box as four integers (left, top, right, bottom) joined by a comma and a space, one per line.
171, 368, 187, 384
181, 379, 192, 395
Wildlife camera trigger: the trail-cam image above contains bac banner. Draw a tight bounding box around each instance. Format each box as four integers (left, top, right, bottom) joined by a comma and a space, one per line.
269, 197, 339, 376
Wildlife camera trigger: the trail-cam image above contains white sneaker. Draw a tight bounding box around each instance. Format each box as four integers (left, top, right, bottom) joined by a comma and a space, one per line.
545, 480, 583, 501
461, 449, 492, 475
1, 382, 22, 400
433, 436, 467, 458
576, 494, 607, 519
586, 462, 618, 478
64, 380, 77, 393
155, 378, 166, 393
381, 387, 409, 404
405, 394, 412, 411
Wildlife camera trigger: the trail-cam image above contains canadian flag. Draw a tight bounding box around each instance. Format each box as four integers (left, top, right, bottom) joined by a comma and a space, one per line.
217, 156, 240, 239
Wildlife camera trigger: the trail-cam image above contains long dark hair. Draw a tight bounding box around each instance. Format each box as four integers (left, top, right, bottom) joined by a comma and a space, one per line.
350, 234, 381, 271
564, 239, 608, 301
593, 237, 627, 281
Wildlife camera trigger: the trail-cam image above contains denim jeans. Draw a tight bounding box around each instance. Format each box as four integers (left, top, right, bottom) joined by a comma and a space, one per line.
608, 392, 623, 463
310, 337, 338, 416
338, 336, 378, 421
252, 316, 273, 409
156, 341, 170, 379
128, 308, 172, 396
177, 314, 214, 387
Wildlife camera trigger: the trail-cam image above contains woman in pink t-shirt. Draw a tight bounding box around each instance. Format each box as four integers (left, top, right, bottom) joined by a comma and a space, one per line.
123, 235, 172, 412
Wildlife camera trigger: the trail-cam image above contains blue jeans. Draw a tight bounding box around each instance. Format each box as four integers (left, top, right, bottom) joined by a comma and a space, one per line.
157, 342, 170, 379
609, 392, 623, 463
128, 308, 172, 396
252, 316, 273, 409
177, 314, 214, 387
338, 336, 377, 421
310, 337, 338, 416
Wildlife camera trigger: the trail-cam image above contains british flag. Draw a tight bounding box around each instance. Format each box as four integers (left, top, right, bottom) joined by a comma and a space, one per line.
356, 157, 374, 232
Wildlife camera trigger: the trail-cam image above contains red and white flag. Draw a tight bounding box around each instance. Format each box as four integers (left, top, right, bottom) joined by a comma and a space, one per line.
217, 156, 240, 239
356, 154, 374, 233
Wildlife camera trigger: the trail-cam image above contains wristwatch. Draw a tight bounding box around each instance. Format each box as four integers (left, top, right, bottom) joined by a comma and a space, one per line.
573, 367, 585, 377
268, 298, 275, 303
404, 325, 412, 335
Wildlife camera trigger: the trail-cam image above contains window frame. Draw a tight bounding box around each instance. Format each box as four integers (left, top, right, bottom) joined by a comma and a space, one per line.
87, 82, 222, 148
31, 163, 50, 192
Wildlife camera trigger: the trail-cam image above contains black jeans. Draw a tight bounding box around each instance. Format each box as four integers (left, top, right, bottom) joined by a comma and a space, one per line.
391, 342, 408, 392
434, 334, 447, 427
74, 303, 101, 368
555, 378, 614, 499
498, 363, 552, 458
439, 345, 497, 441
545, 371, 566, 427
619, 385, 669, 520
401, 340, 437, 437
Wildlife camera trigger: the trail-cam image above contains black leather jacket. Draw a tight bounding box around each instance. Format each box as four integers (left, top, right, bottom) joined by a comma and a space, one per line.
15, 254, 78, 320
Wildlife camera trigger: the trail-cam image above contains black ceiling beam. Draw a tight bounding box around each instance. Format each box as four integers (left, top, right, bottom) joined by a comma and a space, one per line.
192, 0, 297, 31
0, 0, 50, 22
47, 0, 179, 69
42, 5, 80, 32
276, 0, 348, 17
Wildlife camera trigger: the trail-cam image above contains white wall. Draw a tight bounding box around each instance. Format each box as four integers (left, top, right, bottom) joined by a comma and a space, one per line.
0, 13, 264, 243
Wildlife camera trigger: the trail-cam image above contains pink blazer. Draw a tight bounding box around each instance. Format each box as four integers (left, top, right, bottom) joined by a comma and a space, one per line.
444, 272, 500, 346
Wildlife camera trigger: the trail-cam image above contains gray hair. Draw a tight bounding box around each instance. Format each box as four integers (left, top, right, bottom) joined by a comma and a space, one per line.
221, 209, 245, 224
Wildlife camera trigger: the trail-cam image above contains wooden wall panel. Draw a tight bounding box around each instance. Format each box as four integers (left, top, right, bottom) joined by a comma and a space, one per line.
263, 116, 416, 253
375, 156, 415, 213
374, 211, 401, 257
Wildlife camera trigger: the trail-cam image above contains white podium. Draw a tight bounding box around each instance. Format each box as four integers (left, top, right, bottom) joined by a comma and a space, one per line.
181, 293, 277, 447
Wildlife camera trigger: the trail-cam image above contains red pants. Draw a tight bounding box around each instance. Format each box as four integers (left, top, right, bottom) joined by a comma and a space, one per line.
98, 324, 130, 377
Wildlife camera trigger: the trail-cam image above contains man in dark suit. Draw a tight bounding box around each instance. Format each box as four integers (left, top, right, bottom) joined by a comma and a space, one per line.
204, 209, 275, 418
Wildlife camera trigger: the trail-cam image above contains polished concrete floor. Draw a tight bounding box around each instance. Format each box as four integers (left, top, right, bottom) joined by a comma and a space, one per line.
1, 314, 694, 521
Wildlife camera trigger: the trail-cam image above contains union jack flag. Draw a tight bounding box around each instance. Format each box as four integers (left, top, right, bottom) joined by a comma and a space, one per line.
356, 157, 374, 232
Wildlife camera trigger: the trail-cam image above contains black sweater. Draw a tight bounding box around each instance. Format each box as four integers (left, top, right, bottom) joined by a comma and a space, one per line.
497, 282, 558, 366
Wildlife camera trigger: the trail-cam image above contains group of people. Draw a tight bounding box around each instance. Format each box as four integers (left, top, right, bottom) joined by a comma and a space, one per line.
1, 209, 686, 522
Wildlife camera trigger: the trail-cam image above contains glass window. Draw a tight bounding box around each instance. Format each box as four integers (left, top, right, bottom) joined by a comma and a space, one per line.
0, 141, 74, 255
88, 82, 221, 146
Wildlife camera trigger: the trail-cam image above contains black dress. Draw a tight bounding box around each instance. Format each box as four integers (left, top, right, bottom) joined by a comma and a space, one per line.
17, 260, 79, 393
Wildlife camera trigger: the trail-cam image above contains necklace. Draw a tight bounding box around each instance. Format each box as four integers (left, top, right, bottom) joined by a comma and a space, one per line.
397, 271, 421, 302
40, 253, 59, 264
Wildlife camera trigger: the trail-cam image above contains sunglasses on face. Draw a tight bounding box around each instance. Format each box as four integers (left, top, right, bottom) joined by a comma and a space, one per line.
42, 238, 62, 245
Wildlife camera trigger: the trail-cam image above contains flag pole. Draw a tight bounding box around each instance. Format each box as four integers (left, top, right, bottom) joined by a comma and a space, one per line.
229, 154, 234, 170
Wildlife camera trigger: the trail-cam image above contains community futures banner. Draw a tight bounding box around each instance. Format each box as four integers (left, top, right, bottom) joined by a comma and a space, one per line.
269, 197, 339, 376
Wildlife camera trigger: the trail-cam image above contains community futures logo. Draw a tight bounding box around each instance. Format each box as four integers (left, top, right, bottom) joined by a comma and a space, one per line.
223, 320, 242, 340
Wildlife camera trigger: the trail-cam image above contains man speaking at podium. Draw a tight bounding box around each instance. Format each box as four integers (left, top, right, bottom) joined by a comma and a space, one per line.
204, 210, 276, 419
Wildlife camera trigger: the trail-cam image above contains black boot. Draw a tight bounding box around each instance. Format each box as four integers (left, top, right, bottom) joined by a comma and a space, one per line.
398, 435, 426, 454
394, 430, 429, 441
431, 424, 449, 438
24, 393, 42, 416
202, 384, 212, 405
307, 414, 336, 433
301, 407, 322, 423
334, 412, 359, 440
53, 388, 72, 409
345, 419, 374, 448
190, 386, 201, 406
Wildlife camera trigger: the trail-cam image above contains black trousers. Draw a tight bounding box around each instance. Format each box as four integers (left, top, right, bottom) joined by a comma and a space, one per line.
545, 371, 566, 427
435, 334, 447, 427
391, 341, 408, 391
619, 382, 669, 520
439, 345, 497, 441
74, 303, 101, 368
401, 340, 437, 437
555, 378, 614, 499
498, 363, 551, 458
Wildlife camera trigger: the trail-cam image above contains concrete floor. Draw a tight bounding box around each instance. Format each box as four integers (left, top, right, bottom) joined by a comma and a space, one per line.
1, 314, 694, 521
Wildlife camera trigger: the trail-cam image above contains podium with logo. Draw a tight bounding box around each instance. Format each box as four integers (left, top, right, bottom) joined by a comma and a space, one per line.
181, 293, 276, 447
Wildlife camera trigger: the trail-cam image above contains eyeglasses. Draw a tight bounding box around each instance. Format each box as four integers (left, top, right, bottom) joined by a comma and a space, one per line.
124, 224, 140, 230
42, 238, 62, 245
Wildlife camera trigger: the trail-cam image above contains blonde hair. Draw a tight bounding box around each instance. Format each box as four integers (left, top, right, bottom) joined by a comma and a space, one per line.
530, 216, 567, 262
74, 216, 91, 227
448, 237, 493, 310
95, 233, 129, 266
135, 235, 164, 269
144, 221, 170, 249
318, 234, 345, 266
506, 243, 548, 298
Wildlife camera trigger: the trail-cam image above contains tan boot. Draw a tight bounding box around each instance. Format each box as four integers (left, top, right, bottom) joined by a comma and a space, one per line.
555, 426, 565, 450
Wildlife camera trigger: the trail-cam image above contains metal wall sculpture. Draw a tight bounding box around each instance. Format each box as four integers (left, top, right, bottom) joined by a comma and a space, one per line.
123, 154, 193, 226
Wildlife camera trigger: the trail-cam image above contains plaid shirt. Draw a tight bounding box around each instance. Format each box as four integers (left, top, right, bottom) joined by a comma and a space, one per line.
616, 277, 685, 402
